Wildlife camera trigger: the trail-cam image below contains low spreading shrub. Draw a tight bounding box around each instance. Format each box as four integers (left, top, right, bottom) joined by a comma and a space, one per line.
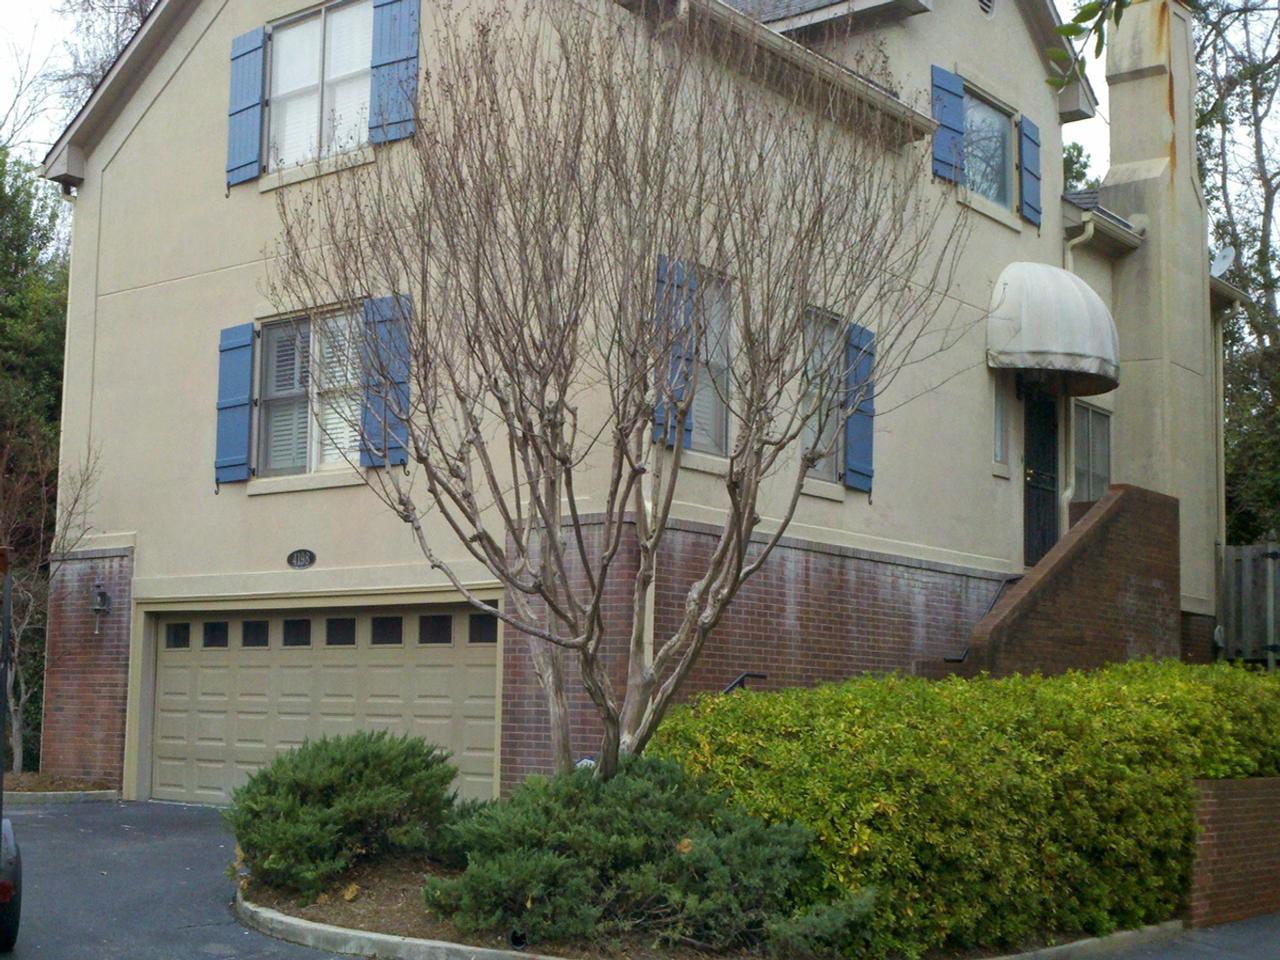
655, 661, 1280, 959
424, 755, 872, 955
225, 731, 457, 896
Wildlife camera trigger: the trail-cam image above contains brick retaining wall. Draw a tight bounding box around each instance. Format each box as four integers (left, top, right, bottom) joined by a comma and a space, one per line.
923, 485, 1181, 678
1191, 777, 1280, 928
500, 518, 1001, 789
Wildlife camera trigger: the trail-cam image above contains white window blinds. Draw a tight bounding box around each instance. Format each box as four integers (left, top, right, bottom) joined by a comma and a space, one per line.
268, 0, 373, 171
260, 322, 311, 474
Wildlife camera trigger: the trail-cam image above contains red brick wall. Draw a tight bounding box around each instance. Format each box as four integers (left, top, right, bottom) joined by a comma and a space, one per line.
1191, 778, 1280, 928
40, 550, 133, 785
500, 522, 640, 793
1180, 612, 1218, 665
933, 485, 1181, 679
500, 518, 1002, 788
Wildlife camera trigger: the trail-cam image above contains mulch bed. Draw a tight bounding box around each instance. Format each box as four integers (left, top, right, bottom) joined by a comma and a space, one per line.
4, 772, 115, 792
247, 856, 757, 960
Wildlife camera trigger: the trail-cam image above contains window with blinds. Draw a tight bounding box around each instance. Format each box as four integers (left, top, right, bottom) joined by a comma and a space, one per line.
690, 276, 731, 457
1073, 403, 1111, 502
260, 322, 310, 475
267, 0, 374, 171
259, 314, 363, 476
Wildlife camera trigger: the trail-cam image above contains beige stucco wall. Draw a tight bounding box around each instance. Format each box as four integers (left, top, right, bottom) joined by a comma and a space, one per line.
54, 0, 1221, 618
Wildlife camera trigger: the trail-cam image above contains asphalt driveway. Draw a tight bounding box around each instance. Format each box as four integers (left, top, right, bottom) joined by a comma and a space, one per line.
3, 800, 1279, 960
6, 801, 333, 959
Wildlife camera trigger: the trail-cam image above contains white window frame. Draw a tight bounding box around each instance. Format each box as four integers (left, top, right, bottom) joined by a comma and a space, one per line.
1072, 402, 1111, 502
993, 373, 1009, 473
264, 0, 373, 172
801, 309, 844, 484
962, 85, 1016, 211
256, 315, 363, 477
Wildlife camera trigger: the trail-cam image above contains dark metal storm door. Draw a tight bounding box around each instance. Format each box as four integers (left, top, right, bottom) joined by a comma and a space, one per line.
1023, 387, 1059, 567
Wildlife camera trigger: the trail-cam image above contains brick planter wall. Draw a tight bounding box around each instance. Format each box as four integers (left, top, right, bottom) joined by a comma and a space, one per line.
500, 518, 1002, 789
1191, 778, 1280, 927
39, 549, 133, 785
924, 485, 1181, 679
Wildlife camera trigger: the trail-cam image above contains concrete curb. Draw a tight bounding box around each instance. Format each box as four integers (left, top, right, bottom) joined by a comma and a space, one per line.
985, 921, 1186, 959
3, 790, 120, 807
237, 890, 1185, 960
235, 890, 574, 960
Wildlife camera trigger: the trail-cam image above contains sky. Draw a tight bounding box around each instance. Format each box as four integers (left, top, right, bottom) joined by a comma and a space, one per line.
0, 0, 1112, 172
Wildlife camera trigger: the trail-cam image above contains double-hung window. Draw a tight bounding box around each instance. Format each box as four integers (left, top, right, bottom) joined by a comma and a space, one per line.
259, 313, 363, 476
1073, 403, 1111, 502
267, 0, 374, 171
963, 91, 1014, 208
801, 311, 843, 483
690, 276, 732, 457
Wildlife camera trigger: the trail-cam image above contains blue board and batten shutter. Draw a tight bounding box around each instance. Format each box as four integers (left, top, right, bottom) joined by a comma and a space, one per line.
361, 296, 411, 468
653, 256, 696, 450
370, 0, 420, 144
931, 66, 965, 184
215, 323, 255, 483
227, 28, 266, 187
844, 325, 875, 492
1019, 117, 1042, 226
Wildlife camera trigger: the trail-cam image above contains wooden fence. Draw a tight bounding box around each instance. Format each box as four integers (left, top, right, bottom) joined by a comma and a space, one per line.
1221, 542, 1279, 669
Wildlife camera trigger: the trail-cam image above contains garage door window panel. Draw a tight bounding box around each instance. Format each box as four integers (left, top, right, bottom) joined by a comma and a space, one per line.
419, 614, 452, 645
242, 620, 269, 647
326, 617, 356, 646
371, 616, 403, 645
283, 619, 312, 647
165, 623, 191, 649
469, 614, 497, 645
203, 621, 230, 648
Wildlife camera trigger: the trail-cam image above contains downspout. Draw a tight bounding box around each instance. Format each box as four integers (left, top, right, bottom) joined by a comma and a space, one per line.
1059, 218, 1096, 524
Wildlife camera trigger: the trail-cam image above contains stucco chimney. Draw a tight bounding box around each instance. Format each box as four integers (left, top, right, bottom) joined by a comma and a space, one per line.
1099, 0, 1220, 621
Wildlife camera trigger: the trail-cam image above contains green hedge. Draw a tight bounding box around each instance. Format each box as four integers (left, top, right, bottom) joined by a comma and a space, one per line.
225, 731, 457, 896
655, 661, 1280, 958
425, 755, 873, 955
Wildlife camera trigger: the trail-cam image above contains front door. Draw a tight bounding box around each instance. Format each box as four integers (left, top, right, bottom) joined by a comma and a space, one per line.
1023, 388, 1058, 566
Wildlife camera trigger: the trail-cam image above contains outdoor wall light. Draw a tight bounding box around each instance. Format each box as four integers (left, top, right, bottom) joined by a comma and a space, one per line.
90, 582, 111, 635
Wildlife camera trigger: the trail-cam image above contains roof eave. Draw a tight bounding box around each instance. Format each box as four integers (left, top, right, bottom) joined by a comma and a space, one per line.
688, 0, 935, 138
41, 0, 188, 186
1210, 274, 1251, 312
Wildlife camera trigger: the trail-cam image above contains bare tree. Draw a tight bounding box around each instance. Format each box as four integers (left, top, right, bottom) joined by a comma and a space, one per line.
0, 38, 52, 153
270, 0, 967, 778
49, 0, 156, 114
1194, 2, 1280, 541
0, 417, 95, 773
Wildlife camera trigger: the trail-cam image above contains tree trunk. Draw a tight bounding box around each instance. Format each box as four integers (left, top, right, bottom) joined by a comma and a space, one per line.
530, 640, 574, 775
7, 702, 22, 775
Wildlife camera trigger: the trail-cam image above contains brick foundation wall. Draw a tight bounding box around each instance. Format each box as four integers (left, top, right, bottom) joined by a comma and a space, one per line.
928, 485, 1181, 679
500, 522, 640, 793
39, 549, 133, 785
500, 518, 1002, 788
1191, 778, 1280, 928
1180, 612, 1218, 665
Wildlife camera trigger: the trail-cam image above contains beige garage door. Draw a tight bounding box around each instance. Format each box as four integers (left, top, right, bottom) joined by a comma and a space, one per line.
151, 606, 498, 805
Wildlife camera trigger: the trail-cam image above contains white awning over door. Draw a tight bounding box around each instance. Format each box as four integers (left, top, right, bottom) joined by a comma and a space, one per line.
986, 261, 1120, 396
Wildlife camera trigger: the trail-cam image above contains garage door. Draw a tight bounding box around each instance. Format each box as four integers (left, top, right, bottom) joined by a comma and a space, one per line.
151, 606, 498, 804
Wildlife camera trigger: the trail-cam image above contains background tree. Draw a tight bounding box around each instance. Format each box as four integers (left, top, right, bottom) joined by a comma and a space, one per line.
49, 0, 157, 114
270, 0, 968, 778
1063, 141, 1101, 192
1193, 0, 1280, 542
0, 149, 78, 771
